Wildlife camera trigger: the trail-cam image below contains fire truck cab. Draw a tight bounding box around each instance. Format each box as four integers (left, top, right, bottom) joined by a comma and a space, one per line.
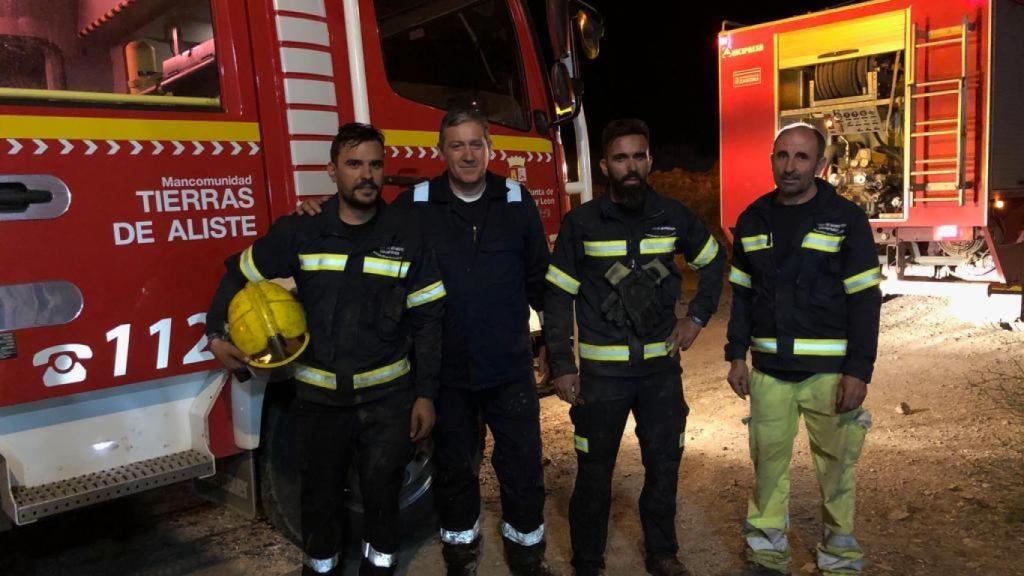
718, 0, 1024, 316
0, 0, 601, 535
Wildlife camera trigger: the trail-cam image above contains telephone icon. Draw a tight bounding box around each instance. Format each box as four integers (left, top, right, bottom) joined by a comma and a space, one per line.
32, 344, 93, 387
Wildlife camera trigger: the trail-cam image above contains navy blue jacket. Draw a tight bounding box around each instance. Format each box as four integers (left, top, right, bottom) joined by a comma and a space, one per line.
725, 180, 882, 382
392, 171, 549, 389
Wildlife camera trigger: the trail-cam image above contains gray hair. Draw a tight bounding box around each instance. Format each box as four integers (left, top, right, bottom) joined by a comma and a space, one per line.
438, 108, 491, 146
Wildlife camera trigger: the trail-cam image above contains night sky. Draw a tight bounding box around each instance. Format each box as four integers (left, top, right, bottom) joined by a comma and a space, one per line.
536, 0, 846, 170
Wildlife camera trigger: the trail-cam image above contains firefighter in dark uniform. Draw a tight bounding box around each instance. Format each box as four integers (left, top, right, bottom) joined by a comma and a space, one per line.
390, 109, 553, 575
545, 119, 724, 576
205, 124, 445, 576
726, 123, 881, 576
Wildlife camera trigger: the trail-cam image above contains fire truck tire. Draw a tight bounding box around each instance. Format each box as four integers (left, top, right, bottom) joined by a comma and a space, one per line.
257, 380, 437, 548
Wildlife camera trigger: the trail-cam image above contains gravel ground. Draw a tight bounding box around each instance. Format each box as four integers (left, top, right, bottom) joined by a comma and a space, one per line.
2, 291, 1022, 576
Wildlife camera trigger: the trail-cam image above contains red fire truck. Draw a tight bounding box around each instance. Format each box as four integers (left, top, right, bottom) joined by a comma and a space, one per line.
718, 0, 1024, 320
0, 0, 601, 537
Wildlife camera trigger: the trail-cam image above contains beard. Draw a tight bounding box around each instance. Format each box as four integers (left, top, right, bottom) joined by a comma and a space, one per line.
341, 181, 380, 209
609, 171, 646, 210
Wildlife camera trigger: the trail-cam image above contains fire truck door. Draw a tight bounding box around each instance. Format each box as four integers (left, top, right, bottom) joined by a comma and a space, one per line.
0, 0, 270, 409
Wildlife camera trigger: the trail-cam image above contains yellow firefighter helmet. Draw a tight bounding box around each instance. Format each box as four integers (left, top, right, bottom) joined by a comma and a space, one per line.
227, 281, 309, 368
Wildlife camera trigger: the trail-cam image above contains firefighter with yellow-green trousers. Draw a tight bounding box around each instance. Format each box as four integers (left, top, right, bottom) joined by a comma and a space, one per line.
725, 123, 882, 576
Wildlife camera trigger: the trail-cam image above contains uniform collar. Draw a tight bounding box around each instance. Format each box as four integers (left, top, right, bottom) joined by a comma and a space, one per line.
430, 171, 508, 203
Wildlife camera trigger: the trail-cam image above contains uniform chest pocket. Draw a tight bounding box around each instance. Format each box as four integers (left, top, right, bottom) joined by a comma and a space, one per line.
358, 257, 410, 340
478, 239, 523, 284
373, 284, 408, 341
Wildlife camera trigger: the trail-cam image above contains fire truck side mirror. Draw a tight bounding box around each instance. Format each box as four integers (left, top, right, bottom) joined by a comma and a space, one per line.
549, 62, 579, 126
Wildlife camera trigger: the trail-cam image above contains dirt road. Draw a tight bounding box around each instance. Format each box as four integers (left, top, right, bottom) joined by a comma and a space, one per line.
2, 293, 1022, 576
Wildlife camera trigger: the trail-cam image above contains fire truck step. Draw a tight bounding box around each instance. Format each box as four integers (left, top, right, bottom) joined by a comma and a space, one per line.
2, 449, 214, 525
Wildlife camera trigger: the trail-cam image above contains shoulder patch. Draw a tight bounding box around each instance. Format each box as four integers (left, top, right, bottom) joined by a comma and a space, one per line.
413, 181, 430, 203
505, 179, 522, 203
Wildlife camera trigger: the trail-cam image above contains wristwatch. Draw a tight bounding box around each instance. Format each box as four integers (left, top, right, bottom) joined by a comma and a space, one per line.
688, 314, 707, 327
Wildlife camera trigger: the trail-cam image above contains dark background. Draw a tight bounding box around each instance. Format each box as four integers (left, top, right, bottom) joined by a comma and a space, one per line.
528, 0, 848, 171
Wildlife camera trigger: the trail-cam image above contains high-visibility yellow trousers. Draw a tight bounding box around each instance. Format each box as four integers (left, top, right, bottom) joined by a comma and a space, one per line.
743, 370, 872, 575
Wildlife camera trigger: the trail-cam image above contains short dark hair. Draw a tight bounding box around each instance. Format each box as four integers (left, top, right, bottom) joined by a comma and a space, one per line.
438, 108, 491, 146
330, 122, 385, 163
601, 118, 650, 155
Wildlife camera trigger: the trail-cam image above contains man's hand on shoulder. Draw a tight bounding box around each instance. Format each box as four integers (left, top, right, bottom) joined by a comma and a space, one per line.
293, 196, 328, 216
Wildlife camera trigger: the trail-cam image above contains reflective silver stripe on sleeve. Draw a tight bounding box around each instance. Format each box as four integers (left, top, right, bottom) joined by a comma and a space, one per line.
407, 280, 446, 308
413, 181, 430, 202
688, 236, 719, 269
304, 553, 340, 573
545, 264, 580, 295
240, 245, 266, 282
843, 267, 882, 294
729, 266, 752, 288
740, 234, 771, 253
506, 179, 522, 202
750, 337, 778, 353
440, 516, 481, 544
501, 521, 545, 547
362, 541, 396, 568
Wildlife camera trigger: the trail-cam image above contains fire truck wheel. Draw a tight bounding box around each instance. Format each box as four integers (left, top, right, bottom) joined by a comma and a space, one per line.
257, 380, 437, 547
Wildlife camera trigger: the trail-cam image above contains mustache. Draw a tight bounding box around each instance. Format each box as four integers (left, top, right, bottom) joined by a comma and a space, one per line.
355, 180, 380, 191
618, 171, 643, 182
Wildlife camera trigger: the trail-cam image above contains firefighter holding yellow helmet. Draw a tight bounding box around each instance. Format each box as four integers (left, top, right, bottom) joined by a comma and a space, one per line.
205, 123, 445, 576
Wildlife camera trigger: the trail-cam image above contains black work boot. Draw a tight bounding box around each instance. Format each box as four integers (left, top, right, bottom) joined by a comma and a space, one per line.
644, 553, 692, 576
442, 537, 481, 576
504, 538, 560, 576
732, 562, 789, 576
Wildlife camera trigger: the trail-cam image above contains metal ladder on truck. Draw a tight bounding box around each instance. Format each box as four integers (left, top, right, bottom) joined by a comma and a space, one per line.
907, 15, 974, 206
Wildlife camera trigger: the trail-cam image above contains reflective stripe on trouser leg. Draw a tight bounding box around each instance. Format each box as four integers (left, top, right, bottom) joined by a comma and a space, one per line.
441, 516, 481, 544
304, 554, 339, 574
817, 529, 864, 575
433, 385, 484, 541
501, 521, 545, 546
744, 370, 800, 573
486, 377, 547, 543
363, 541, 396, 568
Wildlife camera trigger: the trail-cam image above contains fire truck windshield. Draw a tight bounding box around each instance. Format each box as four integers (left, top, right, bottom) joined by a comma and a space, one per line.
374, 0, 531, 130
